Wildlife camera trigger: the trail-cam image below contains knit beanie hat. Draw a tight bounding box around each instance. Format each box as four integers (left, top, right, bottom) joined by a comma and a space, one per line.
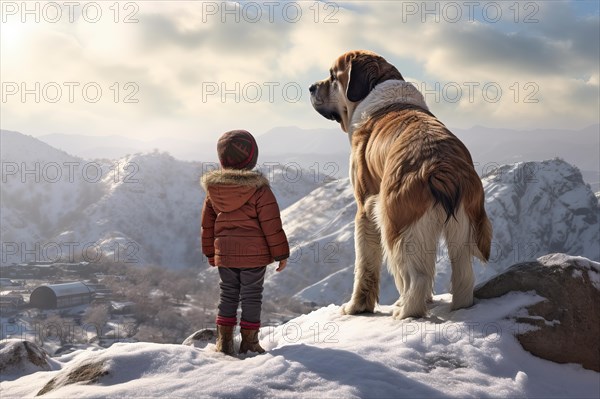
217, 130, 259, 170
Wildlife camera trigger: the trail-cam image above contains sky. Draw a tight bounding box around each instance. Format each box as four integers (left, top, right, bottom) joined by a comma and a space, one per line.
0, 0, 599, 142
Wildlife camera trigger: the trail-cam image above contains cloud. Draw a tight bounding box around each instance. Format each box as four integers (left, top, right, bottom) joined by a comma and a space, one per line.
352, 1, 599, 129
1, 1, 598, 140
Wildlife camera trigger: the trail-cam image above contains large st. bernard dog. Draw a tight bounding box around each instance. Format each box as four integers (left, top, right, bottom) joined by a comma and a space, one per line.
309, 50, 492, 319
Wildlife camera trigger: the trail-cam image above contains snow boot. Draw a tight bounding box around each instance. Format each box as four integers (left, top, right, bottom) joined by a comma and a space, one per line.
215, 325, 235, 355
239, 328, 265, 354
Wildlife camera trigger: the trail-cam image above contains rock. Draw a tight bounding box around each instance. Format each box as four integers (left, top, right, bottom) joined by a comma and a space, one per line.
37, 360, 107, 396
475, 253, 600, 371
54, 344, 76, 356
182, 329, 216, 348
0, 339, 51, 377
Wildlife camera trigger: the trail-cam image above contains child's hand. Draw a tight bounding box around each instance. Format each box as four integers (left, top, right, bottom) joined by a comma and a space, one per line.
276, 259, 287, 272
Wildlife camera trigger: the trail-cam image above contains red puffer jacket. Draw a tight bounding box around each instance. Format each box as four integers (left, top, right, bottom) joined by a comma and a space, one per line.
201, 169, 289, 268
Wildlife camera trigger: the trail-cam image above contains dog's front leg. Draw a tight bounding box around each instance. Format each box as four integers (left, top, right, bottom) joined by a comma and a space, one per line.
341, 207, 383, 315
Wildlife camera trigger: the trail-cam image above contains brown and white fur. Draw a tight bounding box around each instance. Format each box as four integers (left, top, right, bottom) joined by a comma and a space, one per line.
309, 50, 492, 319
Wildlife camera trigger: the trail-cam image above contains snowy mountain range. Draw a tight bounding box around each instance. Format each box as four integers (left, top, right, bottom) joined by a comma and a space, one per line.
0, 130, 327, 267
1, 130, 598, 305
36, 124, 600, 191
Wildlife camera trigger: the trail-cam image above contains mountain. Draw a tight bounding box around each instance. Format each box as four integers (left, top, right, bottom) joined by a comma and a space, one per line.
269, 159, 600, 306
2, 291, 599, 398
0, 131, 328, 267
53, 151, 206, 267
53, 153, 331, 268
0, 131, 104, 247
36, 126, 349, 175
262, 179, 363, 304
35, 125, 600, 190
37, 127, 351, 179
2, 131, 598, 296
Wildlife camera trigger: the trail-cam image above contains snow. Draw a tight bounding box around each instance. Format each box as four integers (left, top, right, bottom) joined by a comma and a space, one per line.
2, 292, 598, 398
537, 253, 600, 272
588, 271, 600, 290
538, 253, 600, 290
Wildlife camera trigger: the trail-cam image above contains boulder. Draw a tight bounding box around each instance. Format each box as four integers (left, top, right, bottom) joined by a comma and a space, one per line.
182, 329, 216, 348
475, 253, 600, 371
37, 360, 107, 396
0, 339, 51, 377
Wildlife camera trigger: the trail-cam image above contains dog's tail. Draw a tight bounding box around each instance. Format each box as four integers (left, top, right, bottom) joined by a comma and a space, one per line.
427, 165, 462, 223
428, 162, 492, 262
469, 203, 492, 262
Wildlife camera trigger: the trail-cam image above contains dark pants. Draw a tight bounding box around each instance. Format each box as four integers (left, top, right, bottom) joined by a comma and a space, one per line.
218, 267, 266, 326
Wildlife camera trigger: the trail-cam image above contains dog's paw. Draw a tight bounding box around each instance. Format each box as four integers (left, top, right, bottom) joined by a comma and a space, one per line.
392, 306, 404, 320
451, 296, 474, 310
341, 301, 371, 315
392, 305, 426, 320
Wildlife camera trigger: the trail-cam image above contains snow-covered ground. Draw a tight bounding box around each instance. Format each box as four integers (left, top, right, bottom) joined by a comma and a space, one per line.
2, 292, 598, 398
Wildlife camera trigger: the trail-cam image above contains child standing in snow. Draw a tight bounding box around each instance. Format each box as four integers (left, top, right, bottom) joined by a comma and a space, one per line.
201, 130, 289, 355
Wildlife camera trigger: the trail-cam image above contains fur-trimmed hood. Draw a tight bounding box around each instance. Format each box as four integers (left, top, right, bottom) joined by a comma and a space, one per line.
201, 169, 270, 212
201, 169, 269, 190
350, 80, 429, 134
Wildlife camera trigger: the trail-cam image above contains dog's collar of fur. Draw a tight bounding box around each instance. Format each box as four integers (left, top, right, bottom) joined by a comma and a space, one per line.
350, 80, 429, 135
200, 169, 269, 190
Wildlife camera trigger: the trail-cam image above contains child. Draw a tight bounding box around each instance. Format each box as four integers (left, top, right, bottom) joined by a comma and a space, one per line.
201, 130, 289, 355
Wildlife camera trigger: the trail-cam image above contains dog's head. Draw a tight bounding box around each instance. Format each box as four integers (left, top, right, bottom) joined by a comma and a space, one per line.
309, 50, 404, 133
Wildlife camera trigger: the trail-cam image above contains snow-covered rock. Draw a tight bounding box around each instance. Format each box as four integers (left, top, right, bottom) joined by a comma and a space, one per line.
181, 329, 216, 348
37, 359, 107, 396
475, 254, 600, 371
0, 340, 52, 378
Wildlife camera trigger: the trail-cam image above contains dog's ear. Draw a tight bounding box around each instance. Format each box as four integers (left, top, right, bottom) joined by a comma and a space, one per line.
347, 54, 405, 102
346, 55, 381, 102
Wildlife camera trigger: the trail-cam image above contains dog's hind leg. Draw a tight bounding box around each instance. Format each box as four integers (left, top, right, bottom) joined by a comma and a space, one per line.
341, 196, 383, 315
443, 206, 475, 310
385, 207, 443, 319
391, 261, 432, 307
